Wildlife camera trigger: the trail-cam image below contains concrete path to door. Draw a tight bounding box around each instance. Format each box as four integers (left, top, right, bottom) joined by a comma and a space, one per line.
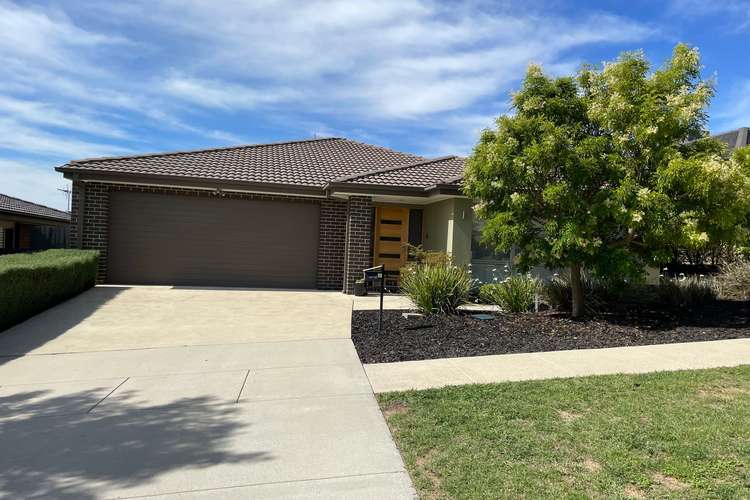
364, 338, 750, 393
0, 286, 415, 499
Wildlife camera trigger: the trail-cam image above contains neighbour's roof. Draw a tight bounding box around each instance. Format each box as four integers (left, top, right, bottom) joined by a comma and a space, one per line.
56, 137, 466, 195
713, 127, 750, 151
335, 156, 466, 188
0, 193, 71, 223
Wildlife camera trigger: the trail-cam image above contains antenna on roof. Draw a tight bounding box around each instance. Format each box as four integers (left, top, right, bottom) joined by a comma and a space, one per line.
58, 186, 71, 212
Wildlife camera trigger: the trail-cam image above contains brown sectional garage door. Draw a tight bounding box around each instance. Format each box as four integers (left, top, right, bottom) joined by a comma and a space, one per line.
108, 191, 319, 288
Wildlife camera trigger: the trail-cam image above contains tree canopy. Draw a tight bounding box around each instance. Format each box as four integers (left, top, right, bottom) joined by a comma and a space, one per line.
464, 44, 750, 317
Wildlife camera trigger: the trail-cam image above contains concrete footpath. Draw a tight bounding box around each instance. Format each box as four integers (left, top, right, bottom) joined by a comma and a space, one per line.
364, 338, 750, 393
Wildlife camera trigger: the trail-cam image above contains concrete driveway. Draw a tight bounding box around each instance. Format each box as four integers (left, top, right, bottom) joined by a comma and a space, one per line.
0, 286, 414, 499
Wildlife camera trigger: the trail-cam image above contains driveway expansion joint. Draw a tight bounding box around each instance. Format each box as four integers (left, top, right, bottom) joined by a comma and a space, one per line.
87, 377, 129, 413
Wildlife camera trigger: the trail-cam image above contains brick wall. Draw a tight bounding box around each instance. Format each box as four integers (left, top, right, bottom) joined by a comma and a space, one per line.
343, 195, 374, 294
74, 182, 110, 281
317, 199, 348, 290
69, 181, 348, 287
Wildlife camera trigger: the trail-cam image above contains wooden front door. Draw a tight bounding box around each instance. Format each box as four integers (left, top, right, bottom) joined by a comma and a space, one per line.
373, 207, 409, 281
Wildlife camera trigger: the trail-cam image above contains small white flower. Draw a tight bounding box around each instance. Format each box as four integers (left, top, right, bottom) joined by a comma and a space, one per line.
493, 277, 498, 281
492, 268, 497, 272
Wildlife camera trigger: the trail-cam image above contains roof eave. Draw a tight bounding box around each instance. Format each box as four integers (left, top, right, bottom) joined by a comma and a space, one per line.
327, 181, 466, 199
60, 169, 327, 198
0, 209, 70, 225
326, 182, 429, 197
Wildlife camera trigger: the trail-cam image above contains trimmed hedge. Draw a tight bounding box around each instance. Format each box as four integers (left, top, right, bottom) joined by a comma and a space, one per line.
0, 249, 99, 332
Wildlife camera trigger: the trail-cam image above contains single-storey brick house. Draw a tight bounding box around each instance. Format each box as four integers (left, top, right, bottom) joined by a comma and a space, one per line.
56, 138, 489, 293
0, 194, 70, 254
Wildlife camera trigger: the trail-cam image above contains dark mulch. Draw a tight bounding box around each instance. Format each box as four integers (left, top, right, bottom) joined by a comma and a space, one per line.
352, 300, 750, 364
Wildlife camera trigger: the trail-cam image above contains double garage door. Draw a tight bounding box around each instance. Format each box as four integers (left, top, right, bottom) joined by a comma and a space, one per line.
108, 191, 320, 288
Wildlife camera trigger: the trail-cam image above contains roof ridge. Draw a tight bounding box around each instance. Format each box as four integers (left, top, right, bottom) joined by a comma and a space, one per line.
0, 193, 70, 216
438, 173, 465, 185
68, 137, 343, 164
331, 155, 457, 183
340, 138, 427, 161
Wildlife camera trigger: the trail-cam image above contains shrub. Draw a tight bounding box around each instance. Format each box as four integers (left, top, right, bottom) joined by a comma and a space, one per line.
400, 261, 471, 314
658, 276, 718, 309
480, 275, 539, 312
716, 260, 750, 300
543, 273, 609, 316
0, 249, 99, 331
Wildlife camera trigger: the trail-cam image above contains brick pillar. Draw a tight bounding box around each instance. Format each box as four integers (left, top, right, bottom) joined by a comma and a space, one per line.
317, 198, 348, 290
69, 180, 82, 248
343, 196, 373, 294
79, 182, 110, 283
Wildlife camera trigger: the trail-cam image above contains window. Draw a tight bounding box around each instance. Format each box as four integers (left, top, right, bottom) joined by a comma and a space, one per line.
470, 219, 512, 283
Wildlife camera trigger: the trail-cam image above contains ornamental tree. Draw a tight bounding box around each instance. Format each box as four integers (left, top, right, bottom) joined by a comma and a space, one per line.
464, 44, 750, 317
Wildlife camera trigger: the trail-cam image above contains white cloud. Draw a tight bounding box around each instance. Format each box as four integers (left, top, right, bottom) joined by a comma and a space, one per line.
0, 0, 127, 74
0, 117, 131, 159
163, 76, 301, 110
0, 95, 130, 139
94, 1, 653, 118
0, 159, 70, 211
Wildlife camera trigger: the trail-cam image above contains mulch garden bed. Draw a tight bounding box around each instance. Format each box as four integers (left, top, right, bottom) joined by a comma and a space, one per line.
352, 300, 750, 364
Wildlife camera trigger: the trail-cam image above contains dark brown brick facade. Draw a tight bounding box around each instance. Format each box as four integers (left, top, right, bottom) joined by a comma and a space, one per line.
343, 196, 374, 294
317, 199, 348, 290
70, 181, 359, 289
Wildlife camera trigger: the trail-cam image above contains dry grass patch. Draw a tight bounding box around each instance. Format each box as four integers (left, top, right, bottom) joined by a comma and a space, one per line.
624, 484, 647, 499
381, 401, 409, 419
556, 409, 582, 422
651, 472, 689, 491
582, 458, 601, 473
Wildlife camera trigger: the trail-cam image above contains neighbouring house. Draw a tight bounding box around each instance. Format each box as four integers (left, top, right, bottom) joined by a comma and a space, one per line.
713, 126, 749, 151
57, 138, 508, 293
0, 194, 70, 254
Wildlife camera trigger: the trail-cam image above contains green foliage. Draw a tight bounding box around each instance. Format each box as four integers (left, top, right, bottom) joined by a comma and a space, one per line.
479, 275, 539, 312
404, 244, 452, 266
716, 260, 750, 300
658, 276, 717, 309
400, 261, 471, 315
0, 250, 99, 331
464, 44, 750, 316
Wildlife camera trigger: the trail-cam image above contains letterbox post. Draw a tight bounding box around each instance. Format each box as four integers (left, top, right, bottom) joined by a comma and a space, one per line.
379, 266, 384, 332
363, 264, 385, 333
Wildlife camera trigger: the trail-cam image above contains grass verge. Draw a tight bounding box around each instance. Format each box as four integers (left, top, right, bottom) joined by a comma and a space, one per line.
378, 366, 750, 499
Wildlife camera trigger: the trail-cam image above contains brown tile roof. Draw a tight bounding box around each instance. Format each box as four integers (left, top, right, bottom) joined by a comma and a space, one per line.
0, 193, 70, 223
58, 138, 426, 188
335, 156, 466, 188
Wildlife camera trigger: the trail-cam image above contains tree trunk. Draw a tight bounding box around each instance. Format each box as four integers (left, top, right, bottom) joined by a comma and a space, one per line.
570, 263, 584, 319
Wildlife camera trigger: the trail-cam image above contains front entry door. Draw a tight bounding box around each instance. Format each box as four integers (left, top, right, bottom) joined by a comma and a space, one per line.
373, 207, 409, 284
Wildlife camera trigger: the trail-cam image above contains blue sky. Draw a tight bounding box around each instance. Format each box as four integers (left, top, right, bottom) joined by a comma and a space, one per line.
1, 0, 749, 210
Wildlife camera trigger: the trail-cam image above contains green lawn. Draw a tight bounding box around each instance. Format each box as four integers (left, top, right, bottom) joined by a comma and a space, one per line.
378, 366, 750, 499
